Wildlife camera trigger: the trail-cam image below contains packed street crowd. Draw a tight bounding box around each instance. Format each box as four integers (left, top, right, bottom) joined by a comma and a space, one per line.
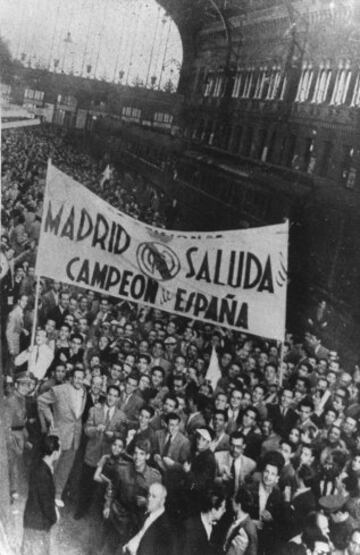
1, 124, 360, 555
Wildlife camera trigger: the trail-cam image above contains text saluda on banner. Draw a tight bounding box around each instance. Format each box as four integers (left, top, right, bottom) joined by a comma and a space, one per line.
36, 163, 288, 341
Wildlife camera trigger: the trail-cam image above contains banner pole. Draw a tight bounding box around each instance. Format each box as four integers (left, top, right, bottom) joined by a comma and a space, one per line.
278, 341, 285, 387
30, 275, 41, 350
29, 158, 52, 350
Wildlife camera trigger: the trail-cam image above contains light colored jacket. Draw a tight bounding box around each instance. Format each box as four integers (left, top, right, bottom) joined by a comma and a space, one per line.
37, 383, 86, 450
6, 305, 24, 355
84, 404, 127, 466
215, 451, 256, 485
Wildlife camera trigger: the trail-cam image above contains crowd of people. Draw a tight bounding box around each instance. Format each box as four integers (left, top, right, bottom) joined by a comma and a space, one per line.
1, 124, 360, 555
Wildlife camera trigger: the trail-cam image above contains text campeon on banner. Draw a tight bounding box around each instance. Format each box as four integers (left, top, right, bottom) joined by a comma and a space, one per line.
35, 163, 288, 340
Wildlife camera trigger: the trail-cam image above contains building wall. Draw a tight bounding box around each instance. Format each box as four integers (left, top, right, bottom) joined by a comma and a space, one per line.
186, 0, 360, 190
175, 0, 360, 357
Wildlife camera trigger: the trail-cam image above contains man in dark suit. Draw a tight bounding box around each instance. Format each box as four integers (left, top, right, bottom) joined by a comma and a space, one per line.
102, 439, 162, 553
185, 391, 207, 436
154, 412, 191, 472
210, 409, 230, 453
119, 373, 144, 427
75, 385, 127, 519
246, 458, 286, 554
42, 280, 61, 319
185, 428, 217, 497
82, 375, 105, 424
125, 405, 156, 456
150, 340, 171, 375
237, 406, 263, 461
22, 435, 60, 555
268, 388, 298, 438
182, 489, 226, 555
48, 290, 70, 329
123, 482, 174, 555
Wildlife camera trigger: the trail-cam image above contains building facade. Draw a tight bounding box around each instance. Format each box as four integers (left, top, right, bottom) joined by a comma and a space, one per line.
172, 0, 360, 358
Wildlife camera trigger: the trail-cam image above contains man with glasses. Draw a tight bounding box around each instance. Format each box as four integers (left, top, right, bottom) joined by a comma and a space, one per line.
215, 431, 256, 495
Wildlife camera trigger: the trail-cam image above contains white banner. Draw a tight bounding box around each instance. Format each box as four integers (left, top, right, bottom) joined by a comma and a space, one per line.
36, 162, 288, 340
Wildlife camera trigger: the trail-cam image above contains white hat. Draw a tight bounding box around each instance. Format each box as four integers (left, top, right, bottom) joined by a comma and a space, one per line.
196, 428, 212, 442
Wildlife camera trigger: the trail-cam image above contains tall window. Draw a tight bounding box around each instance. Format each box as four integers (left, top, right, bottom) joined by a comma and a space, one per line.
254, 67, 268, 99
330, 60, 351, 105
279, 75, 287, 100
312, 62, 332, 104
213, 73, 224, 97
154, 112, 173, 124
350, 71, 360, 107
266, 67, 282, 100
122, 106, 141, 120
295, 63, 314, 102
242, 69, 254, 98
204, 73, 215, 97
25, 89, 44, 101
232, 71, 243, 98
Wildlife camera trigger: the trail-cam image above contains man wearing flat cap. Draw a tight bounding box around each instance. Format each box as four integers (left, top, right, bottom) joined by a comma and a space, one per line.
319, 494, 357, 551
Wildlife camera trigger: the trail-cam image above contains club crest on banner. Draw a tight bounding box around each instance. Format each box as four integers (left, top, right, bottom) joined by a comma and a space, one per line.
136, 242, 181, 281
36, 162, 289, 341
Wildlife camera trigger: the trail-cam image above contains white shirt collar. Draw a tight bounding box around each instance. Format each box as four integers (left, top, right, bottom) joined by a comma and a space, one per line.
106, 405, 115, 419
200, 513, 213, 541
146, 507, 164, 525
